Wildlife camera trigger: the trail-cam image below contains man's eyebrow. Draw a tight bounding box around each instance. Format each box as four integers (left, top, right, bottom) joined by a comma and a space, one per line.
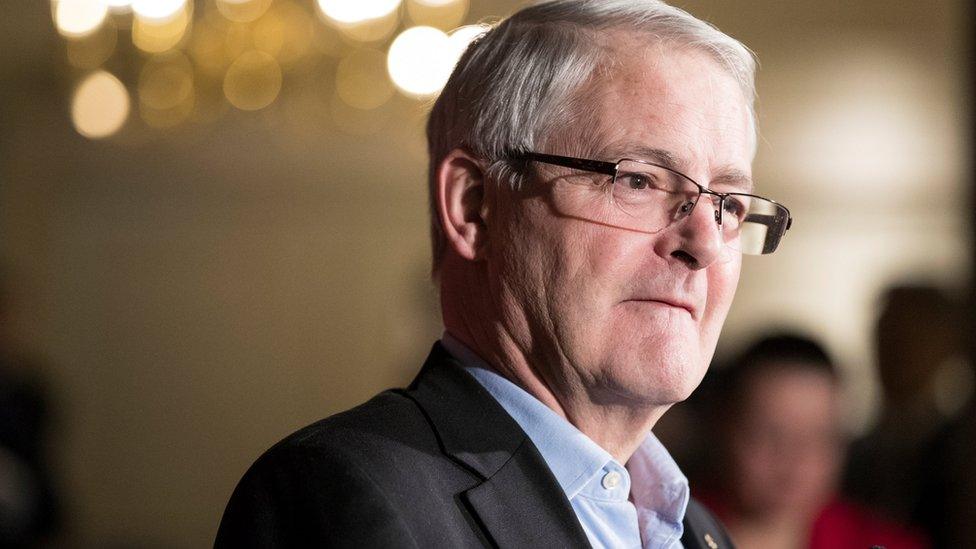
606, 144, 689, 173
711, 170, 754, 193
604, 143, 754, 193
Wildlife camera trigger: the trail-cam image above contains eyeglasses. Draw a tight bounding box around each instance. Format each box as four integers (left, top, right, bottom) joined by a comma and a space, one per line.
518, 152, 792, 255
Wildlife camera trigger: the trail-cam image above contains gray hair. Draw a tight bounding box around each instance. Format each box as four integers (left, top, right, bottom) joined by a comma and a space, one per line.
426, 0, 757, 275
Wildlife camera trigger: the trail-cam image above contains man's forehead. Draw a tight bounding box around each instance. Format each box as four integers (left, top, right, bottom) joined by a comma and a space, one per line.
578, 44, 757, 166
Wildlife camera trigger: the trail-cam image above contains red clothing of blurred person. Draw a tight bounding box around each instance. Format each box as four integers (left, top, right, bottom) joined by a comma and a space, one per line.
809, 499, 928, 549
698, 494, 928, 549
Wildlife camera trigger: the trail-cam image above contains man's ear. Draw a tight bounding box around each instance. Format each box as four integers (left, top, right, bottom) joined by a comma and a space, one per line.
436, 149, 489, 262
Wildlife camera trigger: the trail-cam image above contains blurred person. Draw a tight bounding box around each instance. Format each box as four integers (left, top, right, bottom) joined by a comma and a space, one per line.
699, 334, 928, 549
845, 285, 968, 547
939, 397, 976, 548
0, 270, 61, 547
216, 1, 794, 547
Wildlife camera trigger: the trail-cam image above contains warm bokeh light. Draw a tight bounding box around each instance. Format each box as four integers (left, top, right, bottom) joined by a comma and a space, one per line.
336, 48, 395, 110
215, 0, 272, 24
387, 25, 482, 98
51, 0, 498, 122
188, 11, 231, 76
132, 0, 187, 22
71, 70, 130, 138
65, 17, 117, 68
132, 5, 190, 53
405, 0, 467, 30
224, 22, 253, 63
334, 11, 399, 43
54, 0, 109, 38
315, 0, 401, 25
138, 52, 195, 127
387, 26, 448, 97
223, 50, 282, 111
252, 1, 315, 66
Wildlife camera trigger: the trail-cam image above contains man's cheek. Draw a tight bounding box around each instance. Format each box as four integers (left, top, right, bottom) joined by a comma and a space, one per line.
710, 257, 742, 306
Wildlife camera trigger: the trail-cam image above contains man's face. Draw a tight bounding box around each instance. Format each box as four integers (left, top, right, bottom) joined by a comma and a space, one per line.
487, 45, 753, 409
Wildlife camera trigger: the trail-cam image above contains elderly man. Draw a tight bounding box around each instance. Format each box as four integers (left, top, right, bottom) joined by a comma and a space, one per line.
216, 0, 791, 547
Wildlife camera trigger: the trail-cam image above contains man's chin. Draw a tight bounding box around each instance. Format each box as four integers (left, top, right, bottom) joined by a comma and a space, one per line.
596, 362, 704, 409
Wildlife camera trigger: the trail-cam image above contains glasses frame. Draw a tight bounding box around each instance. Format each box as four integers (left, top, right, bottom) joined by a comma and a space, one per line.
518, 151, 793, 254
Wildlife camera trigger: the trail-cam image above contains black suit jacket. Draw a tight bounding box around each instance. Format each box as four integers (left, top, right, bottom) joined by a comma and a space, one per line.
216, 343, 734, 548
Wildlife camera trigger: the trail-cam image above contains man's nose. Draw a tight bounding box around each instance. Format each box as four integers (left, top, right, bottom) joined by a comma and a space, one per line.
672, 195, 725, 269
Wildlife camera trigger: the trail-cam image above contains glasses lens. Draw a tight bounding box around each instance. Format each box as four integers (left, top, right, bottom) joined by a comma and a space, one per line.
542, 157, 790, 255
725, 195, 790, 255
608, 160, 700, 233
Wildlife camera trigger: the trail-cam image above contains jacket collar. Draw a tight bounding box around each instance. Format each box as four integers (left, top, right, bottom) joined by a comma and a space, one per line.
403, 342, 592, 548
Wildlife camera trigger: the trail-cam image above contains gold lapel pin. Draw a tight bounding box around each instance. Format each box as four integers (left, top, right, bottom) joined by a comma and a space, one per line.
704, 533, 718, 549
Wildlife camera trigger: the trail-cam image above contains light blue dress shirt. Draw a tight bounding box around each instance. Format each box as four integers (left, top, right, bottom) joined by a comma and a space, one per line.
441, 334, 689, 549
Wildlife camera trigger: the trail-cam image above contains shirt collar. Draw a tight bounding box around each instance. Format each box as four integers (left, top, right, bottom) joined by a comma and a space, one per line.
441, 332, 611, 499
440, 332, 690, 518
629, 432, 690, 528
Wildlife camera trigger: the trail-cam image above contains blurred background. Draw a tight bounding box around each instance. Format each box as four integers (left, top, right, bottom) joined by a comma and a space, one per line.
0, 0, 971, 546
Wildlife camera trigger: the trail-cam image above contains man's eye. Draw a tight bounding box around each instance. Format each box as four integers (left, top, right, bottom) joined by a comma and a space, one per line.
724, 196, 748, 219
619, 173, 651, 190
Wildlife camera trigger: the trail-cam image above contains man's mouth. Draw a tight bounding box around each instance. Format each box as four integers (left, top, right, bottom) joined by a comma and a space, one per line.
625, 298, 697, 320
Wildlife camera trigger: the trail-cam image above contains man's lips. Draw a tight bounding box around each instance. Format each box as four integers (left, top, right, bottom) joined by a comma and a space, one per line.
624, 298, 697, 319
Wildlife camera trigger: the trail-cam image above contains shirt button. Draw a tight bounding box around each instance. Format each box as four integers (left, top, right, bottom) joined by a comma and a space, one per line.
601, 471, 622, 490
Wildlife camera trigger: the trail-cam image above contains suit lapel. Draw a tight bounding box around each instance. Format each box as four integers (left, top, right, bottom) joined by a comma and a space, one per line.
681, 520, 706, 549
681, 499, 732, 549
404, 343, 591, 548
464, 438, 591, 548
